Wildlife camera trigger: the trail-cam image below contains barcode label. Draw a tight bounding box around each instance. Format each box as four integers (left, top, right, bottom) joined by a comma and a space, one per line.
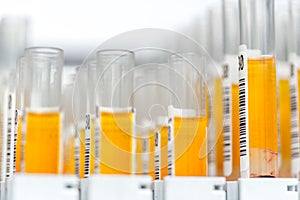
222, 63, 233, 176
84, 113, 91, 178
13, 110, 19, 174
154, 131, 160, 180
94, 116, 100, 174
74, 136, 80, 177
6, 93, 16, 179
290, 63, 300, 176
167, 118, 174, 176
238, 47, 250, 178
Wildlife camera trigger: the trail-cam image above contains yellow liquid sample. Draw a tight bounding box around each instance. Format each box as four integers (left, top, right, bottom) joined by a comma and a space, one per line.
248, 57, 278, 177
16, 116, 22, 173
79, 128, 85, 178
160, 126, 169, 179
148, 130, 155, 180
24, 111, 61, 174
227, 84, 240, 181
63, 135, 75, 175
278, 79, 291, 177
214, 78, 224, 176
174, 116, 207, 176
99, 111, 133, 174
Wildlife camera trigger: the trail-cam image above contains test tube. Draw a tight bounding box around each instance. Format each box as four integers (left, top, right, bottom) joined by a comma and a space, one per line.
15, 58, 25, 173
74, 67, 90, 178
96, 49, 135, 174
239, 0, 277, 178
87, 60, 99, 174
287, 0, 300, 178
133, 63, 170, 179
168, 53, 207, 176
23, 47, 63, 174
222, 0, 240, 180
62, 68, 76, 175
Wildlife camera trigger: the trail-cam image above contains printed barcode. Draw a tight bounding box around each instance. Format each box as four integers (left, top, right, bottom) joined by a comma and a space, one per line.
223, 86, 231, 162
239, 78, 247, 157
290, 84, 300, 159
167, 123, 173, 176
84, 137, 91, 178
75, 137, 80, 177
154, 132, 160, 180
6, 95, 13, 179
13, 110, 18, 174
84, 114, 91, 178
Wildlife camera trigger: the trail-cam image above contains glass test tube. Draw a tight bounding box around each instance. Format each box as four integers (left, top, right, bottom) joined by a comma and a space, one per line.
222, 0, 240, 180
23, 47, 63, 174
133, 64, 170, 180
62, 68, 76, 175
15, 58, 25, 173
87, 60, 100, 174
287, 0, 300, 178
74, 67, 91, 178
97, 50, 135, 174
168, 53, 207, 176
239, 0, 277, 178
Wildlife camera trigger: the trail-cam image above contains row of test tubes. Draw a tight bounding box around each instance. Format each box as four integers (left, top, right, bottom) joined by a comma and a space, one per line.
0, 0, 300, 195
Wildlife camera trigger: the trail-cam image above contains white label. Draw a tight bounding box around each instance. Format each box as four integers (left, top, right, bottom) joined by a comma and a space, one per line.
13, 109, 19, 174
289, 63, 300, 176
238, 46, 250, 178
222, 63, 233, 176
154, 131, 161, 180
6, 92, 16, 179
167, 117, 174, 176
84, 113, 91, 178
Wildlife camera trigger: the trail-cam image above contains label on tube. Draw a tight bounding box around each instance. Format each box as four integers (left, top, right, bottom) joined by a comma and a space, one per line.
238, 45, 250, 178
289, 63, 300, 176
222, 63, 233, 176
84, 113, 91, 178
6, 92, 16, 178
154, 131, 160, 180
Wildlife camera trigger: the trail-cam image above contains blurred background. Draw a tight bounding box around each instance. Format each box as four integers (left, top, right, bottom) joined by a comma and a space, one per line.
0, 0, 288, 68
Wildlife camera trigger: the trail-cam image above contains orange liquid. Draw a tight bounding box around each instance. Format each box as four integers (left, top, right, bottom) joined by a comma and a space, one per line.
24, 111, 61, 173
278, 79, 291, 177
16, 116, 22, 173
99, 111, 133, 174
173, 116, 207, 176
214, 78, 224, 176
248, 57, 278, 177
226, 84, 241, 181
63, 135, 75, 174
159, 125, 169, 179
79, 128, 85, 178
148, 129, 155, 180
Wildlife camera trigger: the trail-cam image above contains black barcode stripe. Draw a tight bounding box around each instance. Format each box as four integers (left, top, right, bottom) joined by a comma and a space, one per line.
84, 137, 91, 178
290, 84, 300, 159
6, 112, 13, 178
239, 78, 247, 157
154, 132, 160, 180
167, 123, 173, 175
223, 86, 231, 162
75, 137, 80, 177
13, 110, 18, 174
